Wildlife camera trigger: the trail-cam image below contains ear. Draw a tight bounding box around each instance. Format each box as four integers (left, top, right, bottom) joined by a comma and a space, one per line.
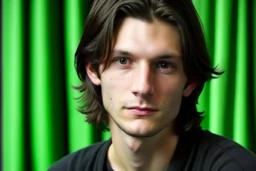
183, 82, 196, 97
86, 63, 101, 86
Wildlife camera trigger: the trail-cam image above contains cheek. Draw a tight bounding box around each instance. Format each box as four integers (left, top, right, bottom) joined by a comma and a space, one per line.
101, 80, 116, 107
100, 73, 130, 112
159, 90, 184, 122
159, 89, 183, 110
157, 79, 185, 110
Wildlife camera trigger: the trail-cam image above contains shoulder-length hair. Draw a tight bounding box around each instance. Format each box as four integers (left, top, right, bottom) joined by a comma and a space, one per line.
74, 0, 223, 133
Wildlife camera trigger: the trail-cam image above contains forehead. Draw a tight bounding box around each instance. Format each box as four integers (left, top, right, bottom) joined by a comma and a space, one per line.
113, 17, 181, 59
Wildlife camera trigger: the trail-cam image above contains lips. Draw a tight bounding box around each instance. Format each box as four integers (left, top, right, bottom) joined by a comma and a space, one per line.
126, 106, 158, 116
128, 107, 158, 111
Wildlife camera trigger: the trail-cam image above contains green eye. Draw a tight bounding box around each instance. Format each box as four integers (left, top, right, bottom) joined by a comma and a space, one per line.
119, 58, 128, 65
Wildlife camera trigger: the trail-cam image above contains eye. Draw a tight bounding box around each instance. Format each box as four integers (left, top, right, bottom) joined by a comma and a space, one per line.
118, 57, 129, 65
157, 61, 173, 69
156, 61, 175, 73
111, 57, 132, 68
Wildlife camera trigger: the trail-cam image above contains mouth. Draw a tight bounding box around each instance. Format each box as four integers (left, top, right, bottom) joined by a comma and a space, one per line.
126, 106, 158, 116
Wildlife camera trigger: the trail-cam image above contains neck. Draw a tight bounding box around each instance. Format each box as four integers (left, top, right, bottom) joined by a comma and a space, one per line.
108, 123, 179, 171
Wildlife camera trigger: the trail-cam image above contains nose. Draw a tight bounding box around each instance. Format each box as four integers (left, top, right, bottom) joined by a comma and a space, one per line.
131, 63, 155, 97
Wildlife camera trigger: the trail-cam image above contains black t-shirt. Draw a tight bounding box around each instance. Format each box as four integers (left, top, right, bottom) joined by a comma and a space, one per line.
48, 128, 256, 171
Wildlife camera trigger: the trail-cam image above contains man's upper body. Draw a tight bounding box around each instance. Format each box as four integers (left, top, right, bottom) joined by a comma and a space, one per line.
48, 128, 256, 171
49, 0, 256, 170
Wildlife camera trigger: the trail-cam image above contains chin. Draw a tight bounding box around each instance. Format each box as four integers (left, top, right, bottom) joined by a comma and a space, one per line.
118, 124, 167, 138
124, 130, 162, 138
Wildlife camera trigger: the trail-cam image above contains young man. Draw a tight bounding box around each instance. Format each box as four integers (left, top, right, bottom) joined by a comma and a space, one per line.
49, 0, 256, 170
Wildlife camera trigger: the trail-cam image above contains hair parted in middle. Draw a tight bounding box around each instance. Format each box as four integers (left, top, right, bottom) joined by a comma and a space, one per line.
74, 0, 223, 133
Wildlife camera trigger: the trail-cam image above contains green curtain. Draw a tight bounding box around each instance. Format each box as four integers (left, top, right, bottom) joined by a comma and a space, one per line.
2, 0, 256, 171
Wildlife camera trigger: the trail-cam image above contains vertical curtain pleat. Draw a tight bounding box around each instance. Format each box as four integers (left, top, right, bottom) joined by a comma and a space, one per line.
30, 0, 52, 170
2, 0, 256, 171
209, 0, 232, 135
233, 0, 248, 147
3, 0, 24, 170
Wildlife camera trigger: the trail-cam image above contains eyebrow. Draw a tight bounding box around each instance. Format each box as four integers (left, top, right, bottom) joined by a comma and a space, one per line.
112, 50, 131, 56
112, 50, 181, 60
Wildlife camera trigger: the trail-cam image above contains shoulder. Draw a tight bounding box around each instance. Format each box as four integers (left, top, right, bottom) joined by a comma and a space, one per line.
48, 140, 111, 171
195, 130, 256, 171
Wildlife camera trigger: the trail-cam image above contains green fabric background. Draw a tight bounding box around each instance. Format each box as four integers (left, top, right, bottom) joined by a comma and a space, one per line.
2, 0, 256, 170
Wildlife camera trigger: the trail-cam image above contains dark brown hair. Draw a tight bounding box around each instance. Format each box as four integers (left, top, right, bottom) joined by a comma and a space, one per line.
74, 0, 223, 133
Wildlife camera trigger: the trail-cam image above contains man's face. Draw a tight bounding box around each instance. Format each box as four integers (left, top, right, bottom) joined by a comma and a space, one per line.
87, 17, 195, 137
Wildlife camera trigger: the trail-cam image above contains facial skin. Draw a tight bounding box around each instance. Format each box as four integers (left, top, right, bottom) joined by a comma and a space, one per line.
87, 17, 195, 138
